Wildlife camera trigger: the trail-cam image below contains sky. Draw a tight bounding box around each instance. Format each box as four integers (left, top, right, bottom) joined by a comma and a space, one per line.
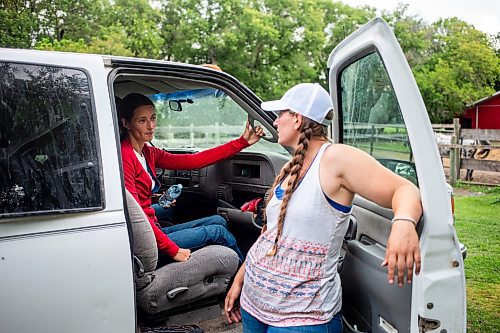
340, 0, 500, 35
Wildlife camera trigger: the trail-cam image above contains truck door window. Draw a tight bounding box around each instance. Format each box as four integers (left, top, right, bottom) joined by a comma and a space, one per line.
0, 62, 102, 216
340, 52, 418, 185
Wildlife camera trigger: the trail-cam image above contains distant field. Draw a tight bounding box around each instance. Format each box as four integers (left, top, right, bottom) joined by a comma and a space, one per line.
453, 184, 500, 333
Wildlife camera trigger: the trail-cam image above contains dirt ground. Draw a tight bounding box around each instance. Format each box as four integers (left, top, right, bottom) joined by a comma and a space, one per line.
451, 169, 500, 185
196, 314, 241, 333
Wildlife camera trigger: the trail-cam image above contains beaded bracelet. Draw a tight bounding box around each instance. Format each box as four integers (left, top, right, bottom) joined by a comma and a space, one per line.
391, 217, 417, 227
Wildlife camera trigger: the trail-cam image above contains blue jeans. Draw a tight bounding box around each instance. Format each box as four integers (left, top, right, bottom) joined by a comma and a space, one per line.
241, 308, 342, 333
160, 214, 244, 262
152, 203, 174, 223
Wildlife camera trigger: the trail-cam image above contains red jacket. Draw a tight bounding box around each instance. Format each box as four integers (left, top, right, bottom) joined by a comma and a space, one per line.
121, 136, 249, 257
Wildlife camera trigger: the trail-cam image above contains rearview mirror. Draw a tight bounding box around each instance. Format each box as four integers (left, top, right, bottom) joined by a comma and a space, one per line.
168, 99, 194, 112
169, 100, 182, 111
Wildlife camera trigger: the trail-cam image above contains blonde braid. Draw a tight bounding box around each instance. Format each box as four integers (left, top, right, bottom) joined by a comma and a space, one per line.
265, 110, 333, 256
266, 125, 313, 256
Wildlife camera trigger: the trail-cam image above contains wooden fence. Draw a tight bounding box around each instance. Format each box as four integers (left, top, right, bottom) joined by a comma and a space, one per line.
343, 123, 412, 160
435, 118, 500, 185
154, 121, 498, 185
155, 123, 244, 147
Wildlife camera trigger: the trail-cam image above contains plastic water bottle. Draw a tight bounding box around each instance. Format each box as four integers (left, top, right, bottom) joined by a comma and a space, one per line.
158, 184, 183, 208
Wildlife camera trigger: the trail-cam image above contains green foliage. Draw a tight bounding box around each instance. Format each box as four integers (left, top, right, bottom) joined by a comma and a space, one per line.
382, 4, 432, 68
322, 1, 375, 54
35, 27, 134, 57
2, 0, 499, 122
36, 0, 106, 41
35, 38, 88, 53
1, 0, 109, 47
0, 1, 38, 48
453, 185, 500, 333
414, 18, 500, 122
85, 26, 135, 57
104, 0, 164, 58
161, 0, 332, 99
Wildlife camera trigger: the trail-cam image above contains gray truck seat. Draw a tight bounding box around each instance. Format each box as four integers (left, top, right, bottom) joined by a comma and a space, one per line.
125, 190, 239, 315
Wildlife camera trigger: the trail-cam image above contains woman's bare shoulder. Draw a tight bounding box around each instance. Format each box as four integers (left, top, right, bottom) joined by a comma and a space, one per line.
323, 143, 377, 174
324, 143, 364, 159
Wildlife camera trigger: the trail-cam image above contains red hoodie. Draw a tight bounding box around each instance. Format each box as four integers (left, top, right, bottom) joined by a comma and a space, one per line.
121, 136, 249, 257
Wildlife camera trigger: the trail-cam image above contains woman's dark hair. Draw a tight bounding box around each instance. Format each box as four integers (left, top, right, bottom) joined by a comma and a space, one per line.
118, 93, 155, 140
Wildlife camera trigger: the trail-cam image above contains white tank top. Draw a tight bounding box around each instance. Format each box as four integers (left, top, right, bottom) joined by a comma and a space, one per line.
241, 143, 351, 327
134, 150, 155, 191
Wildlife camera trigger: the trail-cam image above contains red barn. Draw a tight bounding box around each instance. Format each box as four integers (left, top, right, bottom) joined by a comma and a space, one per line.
461, 91, 500, 129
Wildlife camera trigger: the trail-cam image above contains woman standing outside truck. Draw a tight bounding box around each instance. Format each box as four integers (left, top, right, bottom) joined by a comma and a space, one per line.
225, 83, 422, 333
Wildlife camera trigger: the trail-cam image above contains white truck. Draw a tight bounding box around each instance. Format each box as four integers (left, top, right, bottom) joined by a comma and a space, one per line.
0, 18, 466, 333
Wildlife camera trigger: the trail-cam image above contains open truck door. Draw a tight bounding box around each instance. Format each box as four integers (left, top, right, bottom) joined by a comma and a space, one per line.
327, 18, 466, 333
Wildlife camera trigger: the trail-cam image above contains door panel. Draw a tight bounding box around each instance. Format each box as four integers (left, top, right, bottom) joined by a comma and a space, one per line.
0, 225, 133, 333
340, 202, 411, 332
351, 197, 393, 246
342, 239, 412, 333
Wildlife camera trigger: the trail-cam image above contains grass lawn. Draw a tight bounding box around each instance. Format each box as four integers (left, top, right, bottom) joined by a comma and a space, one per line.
453, 184, 500, 333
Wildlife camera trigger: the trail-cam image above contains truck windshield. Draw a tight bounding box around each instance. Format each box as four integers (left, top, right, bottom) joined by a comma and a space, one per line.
148, 89, 289, 156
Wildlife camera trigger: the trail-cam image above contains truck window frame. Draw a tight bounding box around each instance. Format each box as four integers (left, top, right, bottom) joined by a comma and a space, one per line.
0, 61, 105, 218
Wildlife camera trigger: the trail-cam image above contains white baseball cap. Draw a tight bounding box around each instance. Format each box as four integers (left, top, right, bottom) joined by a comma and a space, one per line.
261, 83, 333, 126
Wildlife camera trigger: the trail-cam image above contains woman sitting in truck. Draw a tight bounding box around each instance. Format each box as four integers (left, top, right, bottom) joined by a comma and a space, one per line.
119, 93, 264, 264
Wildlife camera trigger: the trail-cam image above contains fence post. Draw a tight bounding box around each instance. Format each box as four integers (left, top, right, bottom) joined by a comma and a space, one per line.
190, 123, 194, 147
215, 122, 220, 145
369, 124, 375, 155
449, 118, 461, 185
168, 124, 174, 142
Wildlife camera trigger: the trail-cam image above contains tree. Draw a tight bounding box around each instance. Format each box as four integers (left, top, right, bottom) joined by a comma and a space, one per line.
161, 0, 332, 99
382, 3, 432, 68
414, 18, 500, 122
103, 0, 164, 59
1, 0, 109, 48
35, 26, 134, 57
35, 0, 107, 42
32, 0, 161, 58
322, 1, 375, 54
0, 0, 39, 48
492, 32, 500, 91
3, 0, 499, 124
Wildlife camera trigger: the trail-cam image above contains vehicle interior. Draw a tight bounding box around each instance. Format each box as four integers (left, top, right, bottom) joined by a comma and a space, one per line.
112, 55, 420, 332
112, 67, 290, 326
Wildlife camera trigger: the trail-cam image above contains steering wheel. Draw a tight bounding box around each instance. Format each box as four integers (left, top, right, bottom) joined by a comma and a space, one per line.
248, 115, 275, 142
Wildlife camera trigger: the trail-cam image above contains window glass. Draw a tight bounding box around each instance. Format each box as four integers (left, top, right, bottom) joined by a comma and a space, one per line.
0, 62, 102, 215
340, 52, 417, 185
149, 88, 288, 156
